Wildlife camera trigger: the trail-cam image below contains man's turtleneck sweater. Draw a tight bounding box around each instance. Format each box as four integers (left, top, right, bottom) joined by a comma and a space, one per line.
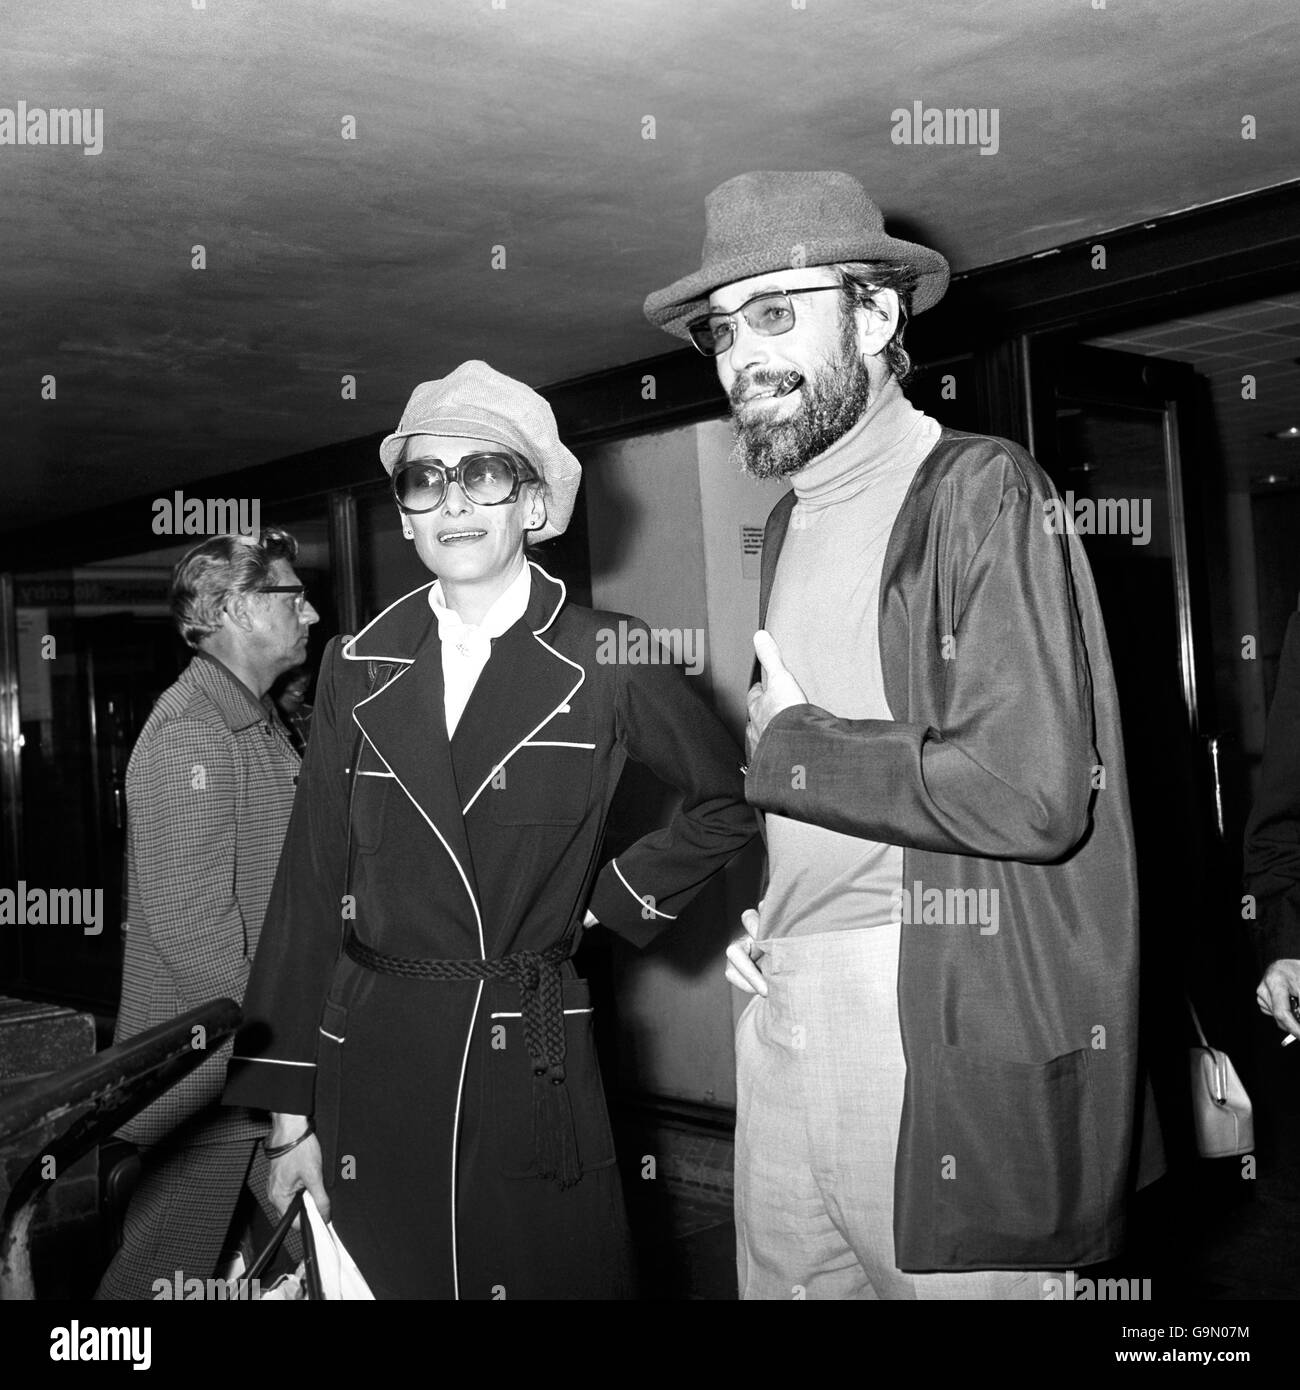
761, 377, 941, 939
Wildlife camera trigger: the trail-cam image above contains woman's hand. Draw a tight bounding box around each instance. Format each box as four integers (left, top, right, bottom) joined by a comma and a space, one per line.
266, 1114, 331, 1224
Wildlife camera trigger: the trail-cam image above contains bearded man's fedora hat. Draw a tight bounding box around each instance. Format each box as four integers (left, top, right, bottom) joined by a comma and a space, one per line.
644, 170, 950, 341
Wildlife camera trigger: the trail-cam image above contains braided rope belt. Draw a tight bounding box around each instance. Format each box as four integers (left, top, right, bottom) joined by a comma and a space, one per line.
342, 932, 582, 1187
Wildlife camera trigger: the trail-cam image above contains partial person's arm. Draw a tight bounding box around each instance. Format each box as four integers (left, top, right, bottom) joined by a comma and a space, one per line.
587, 626, 756, 947
127, 718, 250, 1005
265, 1112, 330, 1221
747, 471, 1096, 863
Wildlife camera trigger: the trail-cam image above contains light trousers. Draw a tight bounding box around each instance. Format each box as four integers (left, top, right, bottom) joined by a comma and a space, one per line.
734, 923, 1049, 1300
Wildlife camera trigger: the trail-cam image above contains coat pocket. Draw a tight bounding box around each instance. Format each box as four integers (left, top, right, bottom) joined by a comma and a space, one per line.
929, 1042, 1104, 1267
488, 978, 617, 1179
485, 743, 594, 826
315, 1000, 349, 1186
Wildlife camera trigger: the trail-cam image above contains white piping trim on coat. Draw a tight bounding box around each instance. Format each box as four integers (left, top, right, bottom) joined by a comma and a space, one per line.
318, 1028, 345, 1044
612, 858, 677, 919
230, 1055, 316, 1068
488, 1008, 594, 1019
350, 695, 485, 957
527, 560, 566, 635
356, 769, 395, 778
450, 979, 484, 1302
340, 580, 435, 663
344, 560, 570, 1303
459, 569, 585, 816
351, 666, 486, 1303
521, 740, 595, 750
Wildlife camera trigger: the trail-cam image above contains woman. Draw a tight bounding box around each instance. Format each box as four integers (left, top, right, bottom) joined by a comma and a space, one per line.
224, 361, 755, 1299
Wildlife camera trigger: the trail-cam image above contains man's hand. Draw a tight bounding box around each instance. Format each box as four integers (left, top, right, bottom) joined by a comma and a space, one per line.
745, 631, 807, 762
725, 905, 769, 997
266, 1113, 330, 1224
1256, 959, 1300, 1041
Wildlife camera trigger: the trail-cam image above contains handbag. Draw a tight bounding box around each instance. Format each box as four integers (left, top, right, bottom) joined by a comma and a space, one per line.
237, 1190, 324, 1300
1186, 994, 1254, 1158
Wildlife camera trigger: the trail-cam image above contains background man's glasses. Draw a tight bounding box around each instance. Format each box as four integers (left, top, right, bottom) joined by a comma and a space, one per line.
392, 451, 538, 514
259, 585, 309, 613
687, 284, 847, 357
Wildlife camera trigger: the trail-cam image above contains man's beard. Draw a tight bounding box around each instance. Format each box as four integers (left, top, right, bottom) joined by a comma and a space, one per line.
729, 316, 873, 481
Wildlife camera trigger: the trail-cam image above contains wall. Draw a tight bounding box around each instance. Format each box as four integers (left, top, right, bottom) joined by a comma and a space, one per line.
582, 420, 783, 1104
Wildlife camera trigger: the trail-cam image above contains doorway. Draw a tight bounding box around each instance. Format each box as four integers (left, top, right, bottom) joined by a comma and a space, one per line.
1028, 292, 1300, 1297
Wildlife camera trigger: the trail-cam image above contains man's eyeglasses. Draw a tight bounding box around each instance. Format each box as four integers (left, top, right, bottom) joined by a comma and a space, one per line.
259, 585, 309, 613
687, 284, 847, 357
392, 450, 538, 514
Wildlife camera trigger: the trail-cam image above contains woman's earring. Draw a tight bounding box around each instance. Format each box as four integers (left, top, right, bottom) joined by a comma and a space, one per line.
401, 520, 414, 541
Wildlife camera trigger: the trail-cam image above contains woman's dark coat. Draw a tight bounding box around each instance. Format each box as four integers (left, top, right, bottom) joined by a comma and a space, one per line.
225, 563, 754, 1298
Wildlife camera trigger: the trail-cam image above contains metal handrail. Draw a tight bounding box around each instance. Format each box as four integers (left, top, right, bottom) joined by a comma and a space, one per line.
0, 997, 241, 1299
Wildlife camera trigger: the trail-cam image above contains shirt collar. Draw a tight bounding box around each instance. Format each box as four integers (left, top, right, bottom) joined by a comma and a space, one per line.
427, 561, 533, 644
190, 650, 277, 731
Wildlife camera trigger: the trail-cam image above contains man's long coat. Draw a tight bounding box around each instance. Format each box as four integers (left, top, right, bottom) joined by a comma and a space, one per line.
225, 564, 754, 1298
748, 429, 1154, 1272
117, 652, 299, 1147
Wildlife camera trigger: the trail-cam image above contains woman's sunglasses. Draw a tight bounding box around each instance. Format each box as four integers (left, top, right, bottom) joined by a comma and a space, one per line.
392, 450, 538, 514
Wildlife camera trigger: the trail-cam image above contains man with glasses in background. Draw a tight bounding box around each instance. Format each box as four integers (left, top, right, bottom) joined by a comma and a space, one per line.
644, 171, 1153, 1299
97, 527, 319, 1299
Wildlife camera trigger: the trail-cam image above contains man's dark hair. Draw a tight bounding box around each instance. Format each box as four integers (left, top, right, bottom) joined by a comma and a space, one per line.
832, 261, 921, 386
171, 527, 299, 648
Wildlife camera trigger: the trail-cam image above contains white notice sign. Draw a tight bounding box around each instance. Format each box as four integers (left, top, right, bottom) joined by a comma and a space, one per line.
740, 525, 764, 580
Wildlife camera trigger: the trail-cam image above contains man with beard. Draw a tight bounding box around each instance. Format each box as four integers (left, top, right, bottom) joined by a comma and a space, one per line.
643, 171, 1151, 1299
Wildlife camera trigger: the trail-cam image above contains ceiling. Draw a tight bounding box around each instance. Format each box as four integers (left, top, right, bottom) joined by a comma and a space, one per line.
3, 0, 1297, 534
1089, 294, 1300, 493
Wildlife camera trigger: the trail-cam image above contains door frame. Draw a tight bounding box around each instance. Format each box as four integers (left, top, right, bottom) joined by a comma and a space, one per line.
1028, 342, 1216, 739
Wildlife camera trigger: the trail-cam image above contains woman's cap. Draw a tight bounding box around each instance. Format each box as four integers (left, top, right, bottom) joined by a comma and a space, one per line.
380, 361, 581, 542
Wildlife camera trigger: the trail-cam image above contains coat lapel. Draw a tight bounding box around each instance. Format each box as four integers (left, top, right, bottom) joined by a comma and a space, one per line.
344, 582, 480, 914
753, 491, 797, 684
452, 564, 585, 816
758, 491, 796, 627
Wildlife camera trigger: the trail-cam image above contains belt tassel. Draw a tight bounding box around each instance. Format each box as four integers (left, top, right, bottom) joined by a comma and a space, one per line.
532, 1062, 582, 1191
520, 951, 583, 1190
